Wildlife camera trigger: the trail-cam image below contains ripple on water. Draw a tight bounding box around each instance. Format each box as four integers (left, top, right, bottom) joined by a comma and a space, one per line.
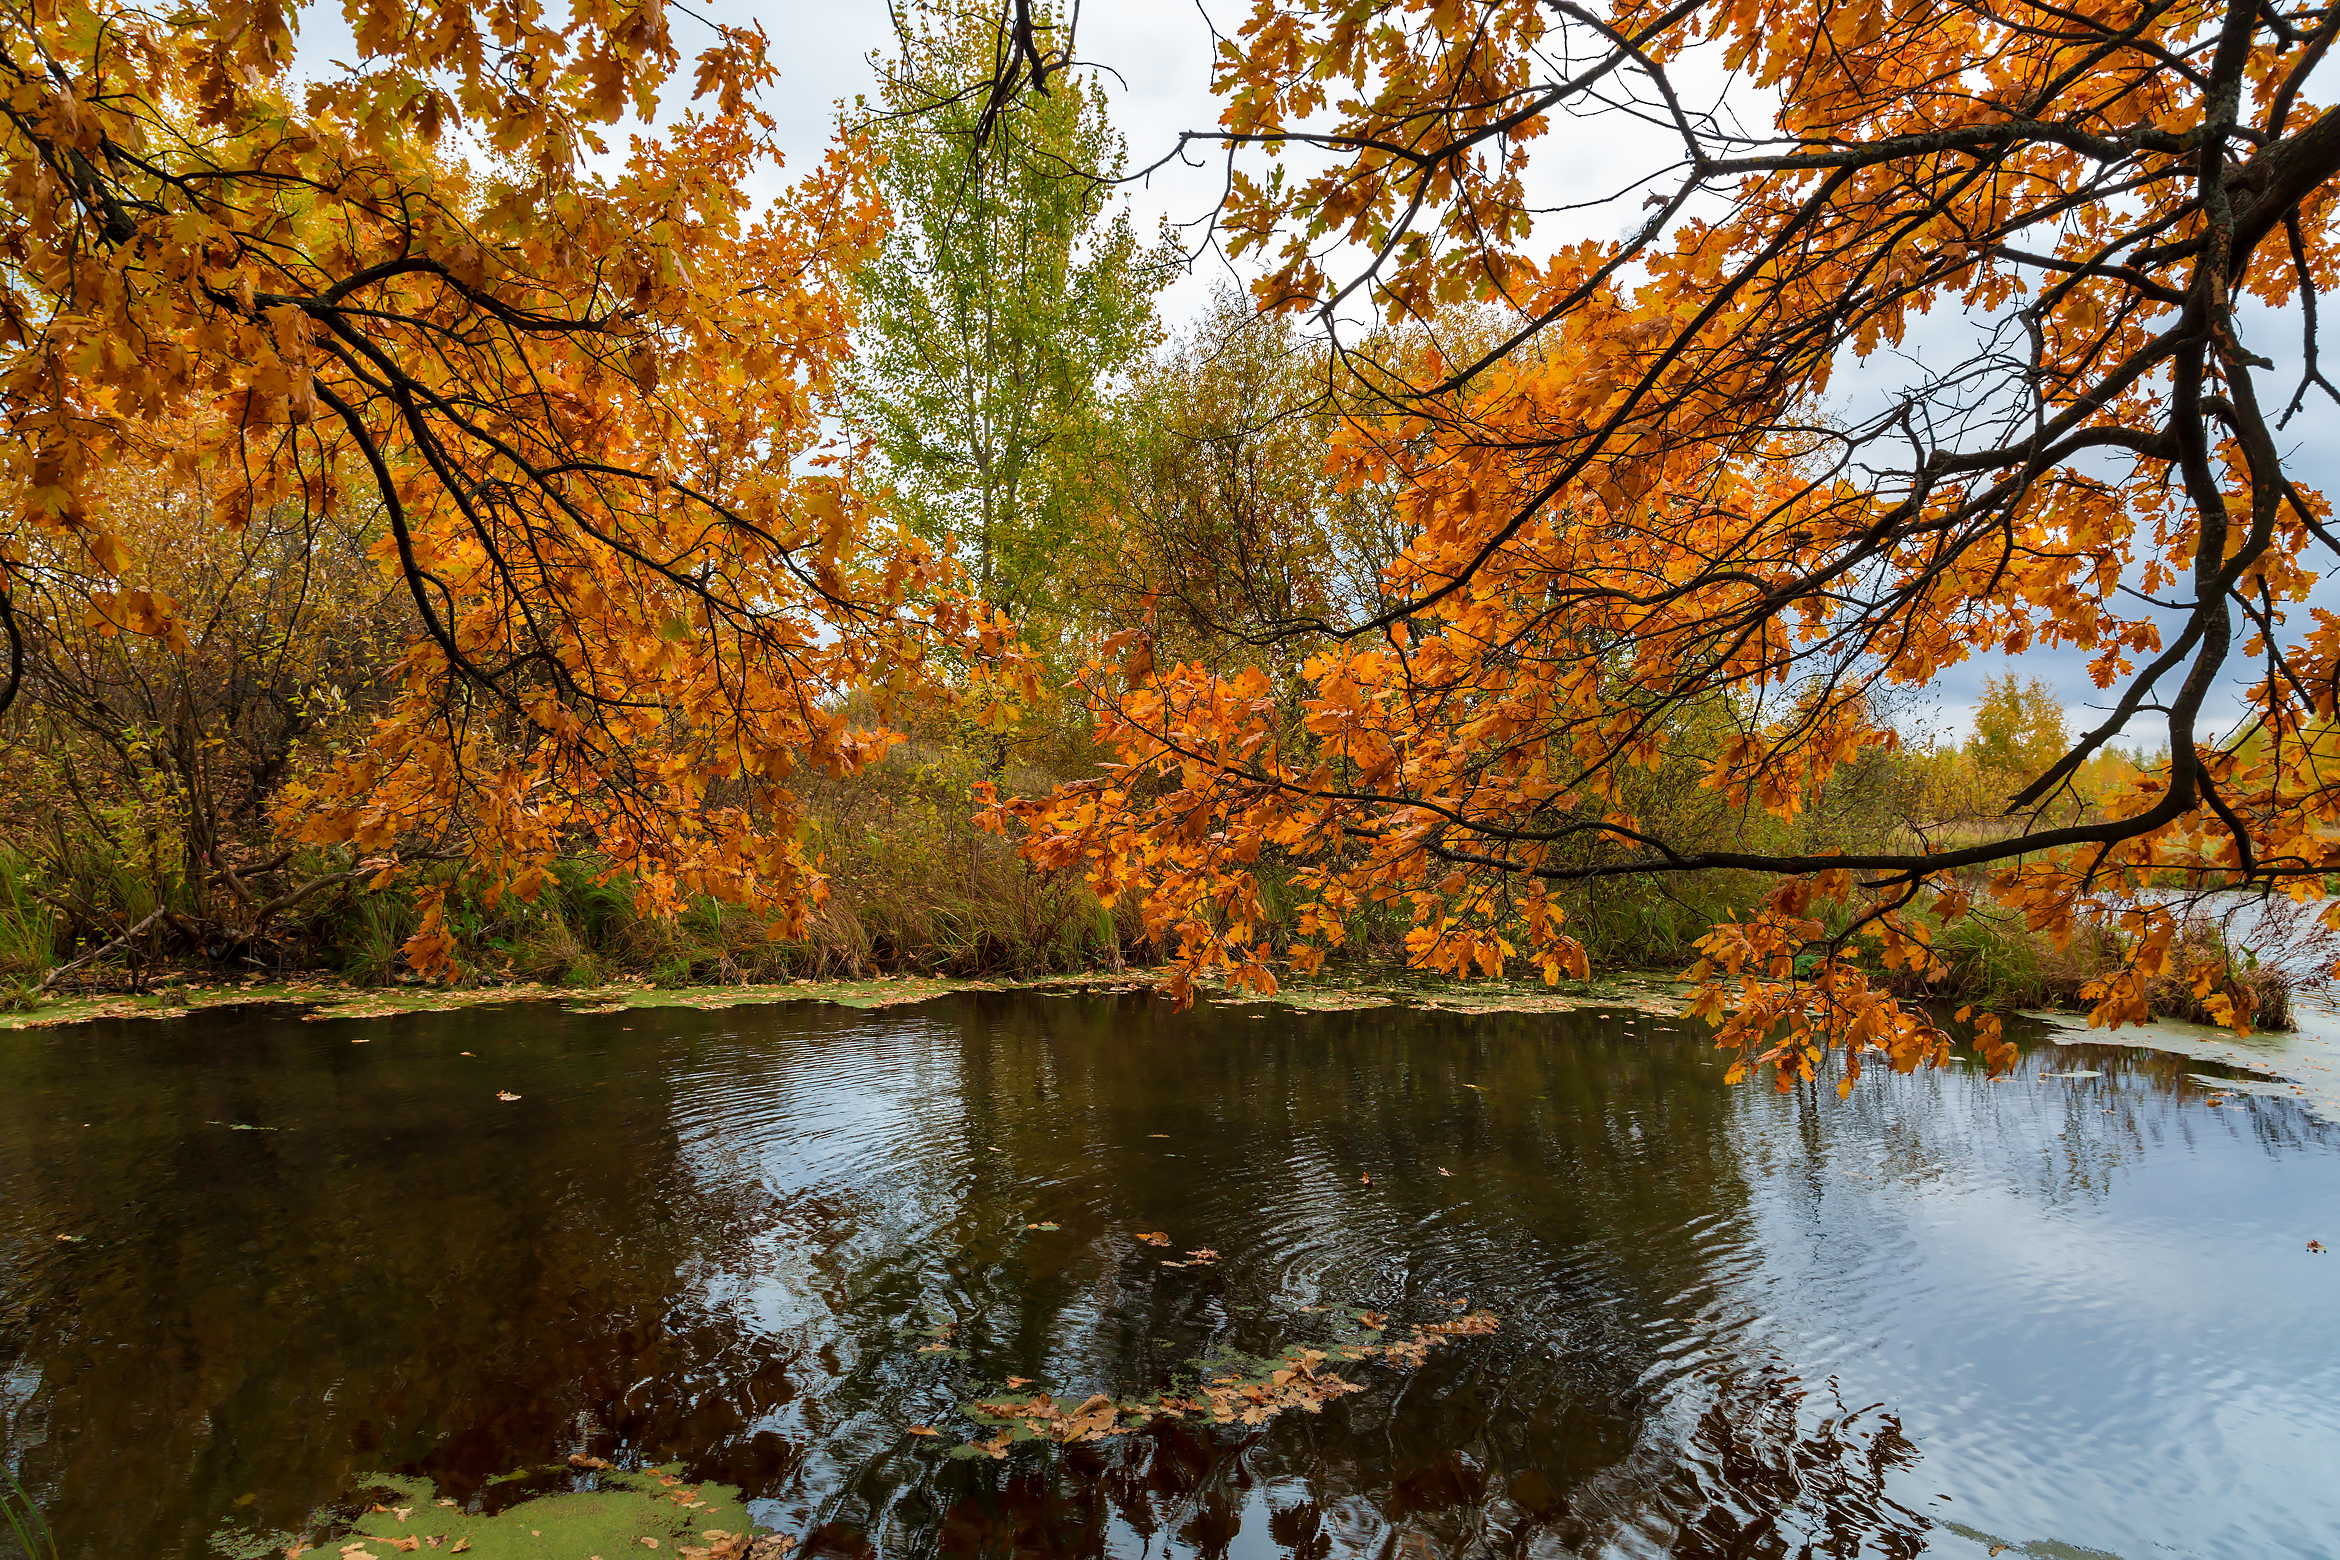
1, 997, 2336, 1558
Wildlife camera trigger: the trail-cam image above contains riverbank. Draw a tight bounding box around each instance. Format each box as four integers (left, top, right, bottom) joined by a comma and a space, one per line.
9, 835, 2309, 1045
12, 959, 2334, 1123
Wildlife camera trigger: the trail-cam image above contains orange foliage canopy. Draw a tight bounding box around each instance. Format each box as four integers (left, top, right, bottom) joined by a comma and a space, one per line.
1002, 0, 2340, 1086
1, 0, 1009, 968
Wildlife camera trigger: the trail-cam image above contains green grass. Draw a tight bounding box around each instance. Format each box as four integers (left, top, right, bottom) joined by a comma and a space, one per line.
1, 1465, 59, 1560
0, 849, 58, 984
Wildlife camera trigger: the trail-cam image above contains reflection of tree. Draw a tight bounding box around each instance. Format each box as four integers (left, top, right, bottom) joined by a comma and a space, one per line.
785, 1361, 1934, 1559
0, 1004, 787, 1559
775, 997, 2335, 1558
1774, 1014, 2333, 1217
775, 996, 1941, 1557
6, 994, 2317, 1559
1664, 1370, 1929, 1559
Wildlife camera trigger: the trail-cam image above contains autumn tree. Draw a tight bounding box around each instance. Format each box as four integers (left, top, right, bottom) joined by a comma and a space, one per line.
1967, 675, 2071, 793
0, 0, 991, 973
1082, 288, 1407, 662
989, 0, 2340, 1084
849, 0, 1166, 641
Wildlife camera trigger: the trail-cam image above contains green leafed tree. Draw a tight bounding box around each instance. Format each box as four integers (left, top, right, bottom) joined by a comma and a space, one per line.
1968, 674, 2070, 792
849, 0, 1167, 646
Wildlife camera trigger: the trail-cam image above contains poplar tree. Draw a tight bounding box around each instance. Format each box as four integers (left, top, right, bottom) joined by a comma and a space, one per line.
850, 2, 1166, 639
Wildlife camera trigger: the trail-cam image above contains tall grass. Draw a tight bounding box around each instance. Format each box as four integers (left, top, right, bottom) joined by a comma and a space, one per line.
1561, 870, 1770, 972
0, 817, 199, 992
1, 729, 1149, 990
0, 848, 58, 995
1884, 900, 2295, 1027
1, 1464, 58, 1560
271, 739, 1147, 987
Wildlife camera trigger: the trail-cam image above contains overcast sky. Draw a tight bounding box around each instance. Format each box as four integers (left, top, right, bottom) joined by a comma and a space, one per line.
719, 3, 2340, 751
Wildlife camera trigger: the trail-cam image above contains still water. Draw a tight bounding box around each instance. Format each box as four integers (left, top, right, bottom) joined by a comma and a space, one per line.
1, 993, 2334, 1559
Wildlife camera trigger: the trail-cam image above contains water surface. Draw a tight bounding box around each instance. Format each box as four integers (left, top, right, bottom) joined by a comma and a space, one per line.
1, 992, 2333, 1558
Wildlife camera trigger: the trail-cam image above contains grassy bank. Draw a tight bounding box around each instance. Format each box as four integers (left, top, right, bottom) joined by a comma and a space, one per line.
0, 739, 1154, 1003
1872, 903, 2299, 1029
0, 732, 2311, 1032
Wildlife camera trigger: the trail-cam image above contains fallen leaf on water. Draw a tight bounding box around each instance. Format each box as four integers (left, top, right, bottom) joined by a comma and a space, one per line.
1430, 1310, 1500, 1336
1161, 1259, 1187, 1268
1360, 1171, 1372, 1186
1135, 1231, 1170, 1246
1463, 1083, 1484, 1091
1059, 1392, 1120, 1440
496, 1091, 521, 1101
907, 1424, 941, 1436
1005, 1375, 1032, 1387
2310, 1240, 2327, 1253
1436, 1167, 1452, 1177
1186, 1248, 1218, 1262
1357, 1311, 1388, 1329
1023, 1221, 1059, 1231
1147, 1133, 1170, 1138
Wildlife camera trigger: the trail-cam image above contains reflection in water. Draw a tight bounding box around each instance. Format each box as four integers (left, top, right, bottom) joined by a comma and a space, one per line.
1, 994, 2335, 1558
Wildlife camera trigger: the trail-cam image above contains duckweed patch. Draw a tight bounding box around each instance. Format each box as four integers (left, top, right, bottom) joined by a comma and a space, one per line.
0, 971, 1112, 1031
0, 966, 1688, 1032
259, 1466, 788, 1560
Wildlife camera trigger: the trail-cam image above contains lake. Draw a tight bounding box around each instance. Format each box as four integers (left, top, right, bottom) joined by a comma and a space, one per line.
1, 991, 2334, 1558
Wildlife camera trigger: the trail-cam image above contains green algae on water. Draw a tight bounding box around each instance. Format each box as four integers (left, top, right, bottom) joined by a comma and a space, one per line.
264, 1466, 779, 1560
